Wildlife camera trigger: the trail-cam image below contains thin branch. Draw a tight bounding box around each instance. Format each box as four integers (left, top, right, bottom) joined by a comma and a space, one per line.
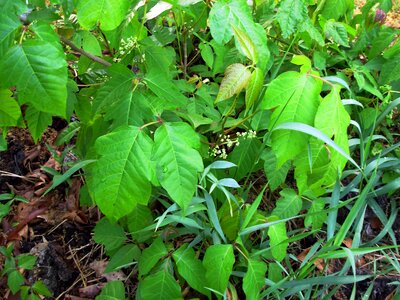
59, 35, 112, 67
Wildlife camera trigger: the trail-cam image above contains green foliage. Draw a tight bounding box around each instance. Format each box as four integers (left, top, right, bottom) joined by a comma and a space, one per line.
0, 245, 52, 299
1, 0, 400, 298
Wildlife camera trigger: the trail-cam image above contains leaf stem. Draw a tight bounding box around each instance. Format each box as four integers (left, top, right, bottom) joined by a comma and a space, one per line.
308, 73, 335, 88
59, 36, 112, 67
140, 120, 162, 130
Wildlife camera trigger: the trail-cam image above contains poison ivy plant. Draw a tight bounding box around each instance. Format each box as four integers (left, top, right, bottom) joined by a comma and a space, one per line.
1, 0, 399, 298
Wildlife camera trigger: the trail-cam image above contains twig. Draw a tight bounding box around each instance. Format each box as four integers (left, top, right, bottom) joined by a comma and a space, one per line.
59, 36, 112, 67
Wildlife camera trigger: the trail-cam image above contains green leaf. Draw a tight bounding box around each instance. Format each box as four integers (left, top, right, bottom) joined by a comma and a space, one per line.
0, 12, 20, 57
31, 280, 52, 297
93, 218, 126, 252
294, 86, 350, 194
324, 21, 349, 47
93, 64, 135, 114
25, 106, 52, 142
8, 270, 24, 295
172, 245, 209, 296
276, 0, 308, 38
0, 40, 67, 116
127, 205, 154, 243
228, 136, 263, 181
209, 0, 269, 70
380, 55, 400, 84
199, 43, 214, 69
272, 189, 302, 219
267, 216, 288, 262
92, 126, 153, 220
203, 244, 235, 295
320, 0, 352, 20
144, 71, 188, 109
261, 71, 321, 167
243, 259, 267, 300
262, 150, 290, 191
105, 244, 141, 273
139, 238, 168, 277
140, 271, 183, 300
17, 254, 36, 270
96, 280, 126, 300
304, 198, 326, 231
216, 63, 251, 103
0, 89, 21, 127
232, 25, 257, 63
77, 0, 131, 31
152, 122, 203, 209
245, 67, 264, 114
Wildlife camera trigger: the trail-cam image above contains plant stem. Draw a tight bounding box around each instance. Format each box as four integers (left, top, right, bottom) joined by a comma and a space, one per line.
59, 36, 112, 67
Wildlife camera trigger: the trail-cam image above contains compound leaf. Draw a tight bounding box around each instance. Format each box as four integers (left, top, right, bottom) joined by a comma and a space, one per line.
93, 126, 154, 220
93, 218, 126, 252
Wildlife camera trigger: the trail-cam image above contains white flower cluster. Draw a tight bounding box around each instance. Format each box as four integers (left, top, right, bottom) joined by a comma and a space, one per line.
113, 37, 137, 62
210, 130, 257, 159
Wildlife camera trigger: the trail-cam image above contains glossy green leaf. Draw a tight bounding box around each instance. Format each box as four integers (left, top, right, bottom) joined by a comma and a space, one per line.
140, 271, 183, 300
203, 244, 234, 295
173, 245, 209, 296
92, 126, 154, 220
105, 244, 141, 273
96, 280, 126, 300
245, 67, 264, 114
77, 0, 131, 30
139, 238, 168, 277
261, 71, 321, 167
0, 40, 67, 116
93, 218, 126, 252
276, 0, 308, 38
243, 259, 267, 300
152, 122, 203, 209
267, 216, 288, 262
0, 89, 21, 127
320, 0, 353, 20
272, 189, 302, 219
216, 63, 251, 103
0, 12, 20, 57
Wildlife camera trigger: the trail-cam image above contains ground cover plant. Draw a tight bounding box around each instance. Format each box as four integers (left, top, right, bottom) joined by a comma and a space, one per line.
0, 0, 400, 298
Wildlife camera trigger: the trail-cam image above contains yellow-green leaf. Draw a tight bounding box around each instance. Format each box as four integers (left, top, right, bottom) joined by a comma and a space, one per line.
216, 63, 251, 103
